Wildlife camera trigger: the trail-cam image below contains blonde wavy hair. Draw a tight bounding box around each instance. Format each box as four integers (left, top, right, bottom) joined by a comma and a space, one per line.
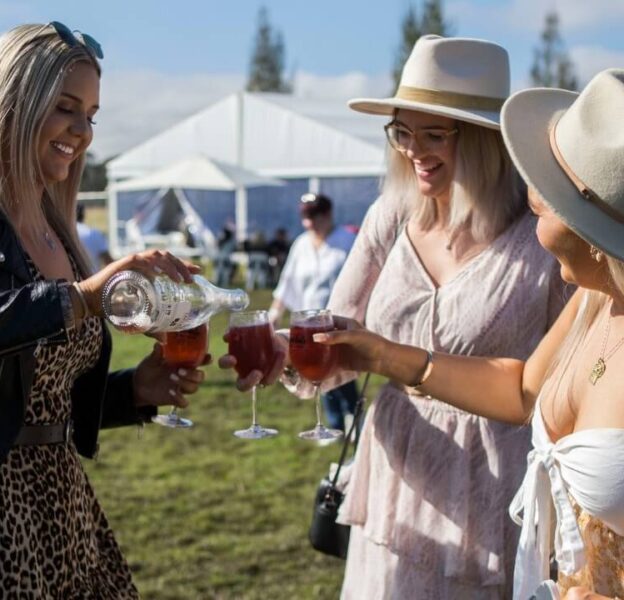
0, 23, 101, 277
381, 114, 527, 243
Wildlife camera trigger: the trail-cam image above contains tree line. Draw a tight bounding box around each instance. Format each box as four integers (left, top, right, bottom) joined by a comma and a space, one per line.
83, 2, 578, 191
246, 1, 578, 94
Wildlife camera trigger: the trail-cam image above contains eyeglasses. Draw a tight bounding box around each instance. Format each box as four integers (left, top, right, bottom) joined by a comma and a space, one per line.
384, 121, 458, 154
300, 193, 318, 203
49, 21, 104, 59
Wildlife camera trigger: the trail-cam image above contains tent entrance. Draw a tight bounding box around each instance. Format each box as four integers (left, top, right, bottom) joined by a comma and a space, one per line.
125, 188, 217, 258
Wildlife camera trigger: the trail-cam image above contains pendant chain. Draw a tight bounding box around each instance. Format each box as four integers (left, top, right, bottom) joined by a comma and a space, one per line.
43, 230, 57, 251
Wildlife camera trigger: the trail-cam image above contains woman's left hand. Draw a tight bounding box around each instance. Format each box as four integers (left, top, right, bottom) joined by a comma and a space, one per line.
562, 587, 613, 599
133, 342, 211, 408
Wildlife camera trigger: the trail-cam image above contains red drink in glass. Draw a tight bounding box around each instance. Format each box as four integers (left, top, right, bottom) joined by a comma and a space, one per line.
228, 322, 276, 378
229, 310, 279, 439
289, 324, 336, 383
163, 324, 208, 368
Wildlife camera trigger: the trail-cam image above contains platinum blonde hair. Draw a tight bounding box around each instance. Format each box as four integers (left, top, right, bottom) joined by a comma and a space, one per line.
0, 23, 101, 277
381, 115, 526, 243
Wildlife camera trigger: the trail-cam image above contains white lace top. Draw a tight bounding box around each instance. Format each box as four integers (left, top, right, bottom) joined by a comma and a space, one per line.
327, 196, 571, 594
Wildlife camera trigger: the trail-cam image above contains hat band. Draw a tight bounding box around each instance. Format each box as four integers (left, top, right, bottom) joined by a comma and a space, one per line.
396, 86, 505, 112
549, 121, 624, 225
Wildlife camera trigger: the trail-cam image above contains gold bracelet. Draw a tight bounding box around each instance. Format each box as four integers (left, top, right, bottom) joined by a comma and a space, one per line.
414, 350, 434, 386
71, 282, 90, 319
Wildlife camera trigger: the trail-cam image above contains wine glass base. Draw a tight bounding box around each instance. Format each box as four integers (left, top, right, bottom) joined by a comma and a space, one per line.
298, 425, 343, 441
152, 413, 193, 429
234, 424, 279, 439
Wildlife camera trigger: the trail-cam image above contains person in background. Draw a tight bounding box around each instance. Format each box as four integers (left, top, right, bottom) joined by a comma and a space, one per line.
215, 224, 237, 286
315, 68, 624, 600
0, 22, 206, 597
268, 192, 359, 435
266, 227, 290, 287
76, 202, 112, 271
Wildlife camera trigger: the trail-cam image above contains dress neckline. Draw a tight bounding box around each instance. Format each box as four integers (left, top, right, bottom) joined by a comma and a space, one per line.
403, 211, 530, 291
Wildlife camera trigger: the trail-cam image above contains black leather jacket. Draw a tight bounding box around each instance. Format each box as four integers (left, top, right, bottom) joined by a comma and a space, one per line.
0, 214, 155, 463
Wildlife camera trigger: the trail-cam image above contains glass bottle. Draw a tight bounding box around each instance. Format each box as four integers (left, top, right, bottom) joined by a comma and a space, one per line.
101, 270, 249, 333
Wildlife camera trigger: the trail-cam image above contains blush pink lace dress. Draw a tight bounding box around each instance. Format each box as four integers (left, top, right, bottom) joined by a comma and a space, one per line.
326, 197, 571, 599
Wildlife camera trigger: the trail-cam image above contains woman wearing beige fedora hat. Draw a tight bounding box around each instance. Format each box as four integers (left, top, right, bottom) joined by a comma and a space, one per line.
305, 35, 571, 599
314, 68, 624, 599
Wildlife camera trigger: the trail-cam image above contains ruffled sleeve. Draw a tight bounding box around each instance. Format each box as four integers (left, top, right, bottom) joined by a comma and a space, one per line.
328, 194, 407, 322
324, 195, 407, 390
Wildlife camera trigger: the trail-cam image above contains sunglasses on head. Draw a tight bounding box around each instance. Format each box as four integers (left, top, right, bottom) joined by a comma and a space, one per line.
49, 21, 104, 59
300, 193, 319, 203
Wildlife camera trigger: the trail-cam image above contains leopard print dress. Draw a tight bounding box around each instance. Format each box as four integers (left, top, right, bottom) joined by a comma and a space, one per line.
0, 256, 139, 599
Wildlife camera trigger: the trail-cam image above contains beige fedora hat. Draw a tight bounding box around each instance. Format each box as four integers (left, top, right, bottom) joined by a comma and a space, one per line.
501, 68, 624, 261
349, 35, 510, 130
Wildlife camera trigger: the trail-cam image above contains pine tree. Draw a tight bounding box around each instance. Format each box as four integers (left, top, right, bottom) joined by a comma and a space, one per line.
392, 6, 421, 90
530, 11, 578, 91
246, 7, 290, 93
392, 1, 451, 91
421, 0, 447, 36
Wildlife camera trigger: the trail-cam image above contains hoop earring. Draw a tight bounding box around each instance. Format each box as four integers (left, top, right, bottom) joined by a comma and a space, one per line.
590, 245, 604, 262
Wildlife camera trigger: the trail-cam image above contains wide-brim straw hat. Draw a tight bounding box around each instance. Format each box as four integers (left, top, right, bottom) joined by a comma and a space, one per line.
349, 35, 510, 130
501, 68, 624, 261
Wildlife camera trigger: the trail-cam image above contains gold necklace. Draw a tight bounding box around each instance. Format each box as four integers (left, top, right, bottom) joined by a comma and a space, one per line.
589, 310, 624, 385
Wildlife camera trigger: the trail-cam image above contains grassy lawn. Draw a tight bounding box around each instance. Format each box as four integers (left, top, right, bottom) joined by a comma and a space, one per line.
83, 289, 382, 599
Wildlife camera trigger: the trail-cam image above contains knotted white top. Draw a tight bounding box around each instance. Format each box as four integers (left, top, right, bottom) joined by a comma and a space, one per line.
509, 400, 624, 599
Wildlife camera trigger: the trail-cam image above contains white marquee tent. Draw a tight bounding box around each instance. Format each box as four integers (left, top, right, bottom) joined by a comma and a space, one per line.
107, 92, 387, 256
110, 155, 283, 258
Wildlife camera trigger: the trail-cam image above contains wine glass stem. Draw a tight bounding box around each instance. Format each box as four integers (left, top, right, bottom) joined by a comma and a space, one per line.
251, 385, 258, 427
314, 385, 322, 427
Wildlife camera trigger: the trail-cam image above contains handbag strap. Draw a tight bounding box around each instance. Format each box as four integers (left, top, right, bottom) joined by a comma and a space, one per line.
329, 373, 370, 489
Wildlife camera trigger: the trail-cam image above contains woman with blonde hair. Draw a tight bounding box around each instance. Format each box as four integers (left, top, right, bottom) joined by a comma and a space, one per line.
0, 23, 206, 597
316, 69, 624, 599
221, 35, 571, 598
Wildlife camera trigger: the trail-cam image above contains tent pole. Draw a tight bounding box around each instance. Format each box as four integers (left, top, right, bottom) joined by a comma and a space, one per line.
235, 186, 248, 242
235, 91, 247, 243
309, 177, 320, 194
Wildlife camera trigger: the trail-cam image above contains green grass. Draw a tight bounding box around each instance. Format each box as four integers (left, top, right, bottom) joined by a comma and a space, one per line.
83, 290, 382, 599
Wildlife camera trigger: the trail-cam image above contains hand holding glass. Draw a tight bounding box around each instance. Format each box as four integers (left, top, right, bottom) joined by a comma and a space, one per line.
228, 310, 279, 439
289, 309, 342, 441
151, 324, 207, 428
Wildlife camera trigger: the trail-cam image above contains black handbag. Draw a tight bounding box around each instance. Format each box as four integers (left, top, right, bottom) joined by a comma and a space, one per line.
308, 374, 369, 559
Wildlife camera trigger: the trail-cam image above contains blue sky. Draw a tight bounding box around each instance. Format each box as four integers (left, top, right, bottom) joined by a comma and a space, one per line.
1, 0, 622, 159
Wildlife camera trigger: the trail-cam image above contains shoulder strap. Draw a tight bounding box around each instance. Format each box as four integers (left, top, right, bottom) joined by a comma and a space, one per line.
330, 373, 370, 488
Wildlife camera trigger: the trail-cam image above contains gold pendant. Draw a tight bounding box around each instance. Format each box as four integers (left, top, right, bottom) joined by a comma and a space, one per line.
589, 357, 606, 385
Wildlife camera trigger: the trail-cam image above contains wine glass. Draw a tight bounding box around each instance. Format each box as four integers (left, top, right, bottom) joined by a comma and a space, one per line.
151, 324, 207, 428
228, 310, 279, 439
289, 309, 342, 441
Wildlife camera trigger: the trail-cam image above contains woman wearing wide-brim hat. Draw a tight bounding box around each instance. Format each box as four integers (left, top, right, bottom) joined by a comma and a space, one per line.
316, 69, 624, 599
314, 35, 572, 598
